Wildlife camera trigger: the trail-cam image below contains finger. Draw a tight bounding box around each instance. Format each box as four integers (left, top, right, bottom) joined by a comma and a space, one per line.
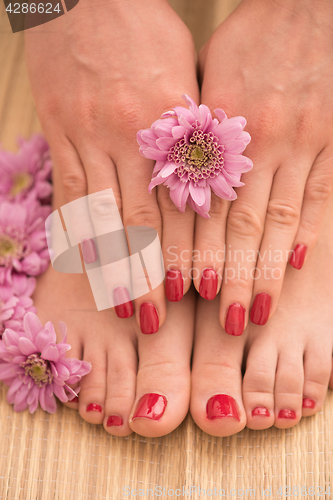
157, 185, 195, 302
289, 146, 333, 270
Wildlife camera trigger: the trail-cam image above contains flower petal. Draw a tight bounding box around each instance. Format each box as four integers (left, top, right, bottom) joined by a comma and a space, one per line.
23, 312, 43, 341
189, 183, 206, 207
41, 344, 60, 362
18, 337, 38, 356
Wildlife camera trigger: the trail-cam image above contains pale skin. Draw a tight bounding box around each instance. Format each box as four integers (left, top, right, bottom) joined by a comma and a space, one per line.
26, 0, 333, 436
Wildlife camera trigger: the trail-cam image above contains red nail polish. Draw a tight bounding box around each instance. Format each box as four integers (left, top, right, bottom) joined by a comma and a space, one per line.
290, 244, 307, 270
250, 293, 271, 326
199, 268, 218, 301
87, 403, 102, 413
302, 398, 315, 409
140, 303, 159, 334
252, 406, 270, 417
165, 269, 184, 302
225, 303, 245, 336
132, 393, 167, 420
107, 415, 123, 427
82, 238, 97, 264
278, 409, 296, 419
70, 396, 79, 403
206, 394, 240, 420
113, 287, 134, 319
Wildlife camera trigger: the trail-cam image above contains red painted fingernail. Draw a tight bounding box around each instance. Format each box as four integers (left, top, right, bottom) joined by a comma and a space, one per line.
107, 415, 123, 427
132, 393, 167, 421
82, 238, 97, 264
199, 268, 218, 301
252, 406, 270, 417
278, 409, 296, 419
70, 396, 79, 403
290, 244, 307, 270
250, 293, 271, 326
113, 287, 134, 319
87, 403, 102, 413
206, 394, 240, 420
140, 303, 159, 334
165, 269, 184, 302
225, 303, 245, 336
302, 398, 315, 409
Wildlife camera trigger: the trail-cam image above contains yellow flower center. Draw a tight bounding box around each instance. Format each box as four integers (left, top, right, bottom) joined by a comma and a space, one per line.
0, 236, 16, 257
10, 173, 32, 196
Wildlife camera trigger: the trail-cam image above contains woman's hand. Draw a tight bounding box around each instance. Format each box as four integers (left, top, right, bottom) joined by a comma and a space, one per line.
196, 0, 333, 334
25, 0, 199, 333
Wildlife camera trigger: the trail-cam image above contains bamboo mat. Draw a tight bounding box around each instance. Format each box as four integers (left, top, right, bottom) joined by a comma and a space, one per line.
1, 1, 333, 499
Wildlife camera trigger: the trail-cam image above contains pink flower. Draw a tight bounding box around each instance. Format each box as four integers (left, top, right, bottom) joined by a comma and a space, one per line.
137, 95, 253, 218
0, 134, 52, 202
0, 195, 51, 284
0, 273, 37, 337
0, 312, 91, 413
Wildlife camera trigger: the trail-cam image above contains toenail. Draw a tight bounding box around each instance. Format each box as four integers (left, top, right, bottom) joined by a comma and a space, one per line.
165, 269, 184, 302
250, 293, 271, 326
225, 303, 245, 336
290, 244, 307, 270
86, 403, 102, 413
81, 238, 97, 264
107, 415, 123, 427
302, 397, 316, 409
132, 393, 167, 421
252, 406, 270, 417
199, 269, 218, 301
140, 303, 159, 334
70, 396, 79, 403
206, 394, 240, 421
113, 287, 134, 319
278, 409, 296, 419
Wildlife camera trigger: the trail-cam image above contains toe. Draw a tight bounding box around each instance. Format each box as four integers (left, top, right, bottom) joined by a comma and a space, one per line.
129, 291, 195, 438
61, 333, 82, 411
191, 297, 246, 437
302, 341, 332, 416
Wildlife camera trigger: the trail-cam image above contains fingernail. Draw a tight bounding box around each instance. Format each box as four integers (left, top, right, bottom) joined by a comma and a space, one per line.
87, 403, 102, 413
278, 409, 296, 419
250, 293, 271, 326
225, 303, 245, 336
132, 393, 167, 421
206, 394, 240, 420
290, 244, 307, 270
165, 269, 184, 302
140, 302, 159, 334
302, 398, 315, 409
199, 268, 218, 301
113, 287, 134, 319
107, 415, 123, 427
252, 406, 270, 417
82, 238, 97, 264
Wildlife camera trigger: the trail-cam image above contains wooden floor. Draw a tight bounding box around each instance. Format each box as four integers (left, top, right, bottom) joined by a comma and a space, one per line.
0, 2, 333, 499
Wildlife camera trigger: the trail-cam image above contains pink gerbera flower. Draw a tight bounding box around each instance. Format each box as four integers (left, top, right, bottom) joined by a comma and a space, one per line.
0, 312, 91, 413
137, 95, 253, 218
0, 195, 51, 284
0, 134, 52, 201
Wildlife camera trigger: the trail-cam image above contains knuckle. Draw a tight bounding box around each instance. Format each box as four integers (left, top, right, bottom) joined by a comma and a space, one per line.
266, 200, 300, 228
304, 179, 332, 205
61, 171, 87, 199
112, 96, 146, 136
227, 205, 263, 238
249, 101, 282, 143
125, 203, 161, 231
224, 265, 252, 290
88, 192, 122, 219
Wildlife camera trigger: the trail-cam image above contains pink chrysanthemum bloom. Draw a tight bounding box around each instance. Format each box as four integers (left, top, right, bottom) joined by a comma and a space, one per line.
0, 312, 91, 413
0, 134, 52, 202
137, 95, 253, 218
0, 195, 51, 284
0, 273, 37, 338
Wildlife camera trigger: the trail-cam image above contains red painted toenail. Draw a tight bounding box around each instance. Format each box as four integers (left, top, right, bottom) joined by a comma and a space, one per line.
87, 403, 102, 413
206, 394, 240, 421
278, 409, 296, 419
132, 393, 167, 420
199, 269, 218, 301
81, 238, 97, 264
70, 396, 79, 403
225, 303, 245, 336
302, 398, 315, 409
250, 293, 271, 326
165, 270, 184, 302
290, 244, 307, 270
252, 407, 270, 417
107, 415, 123, 426
140, 303, 159, 334
113, 287, 134, 319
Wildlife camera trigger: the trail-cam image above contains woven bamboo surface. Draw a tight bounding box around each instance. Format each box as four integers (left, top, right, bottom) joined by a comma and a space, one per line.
1, 1, 333, 499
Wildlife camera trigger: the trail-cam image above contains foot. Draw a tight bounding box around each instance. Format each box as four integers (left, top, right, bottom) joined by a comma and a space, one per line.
191, 197, 333, 436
